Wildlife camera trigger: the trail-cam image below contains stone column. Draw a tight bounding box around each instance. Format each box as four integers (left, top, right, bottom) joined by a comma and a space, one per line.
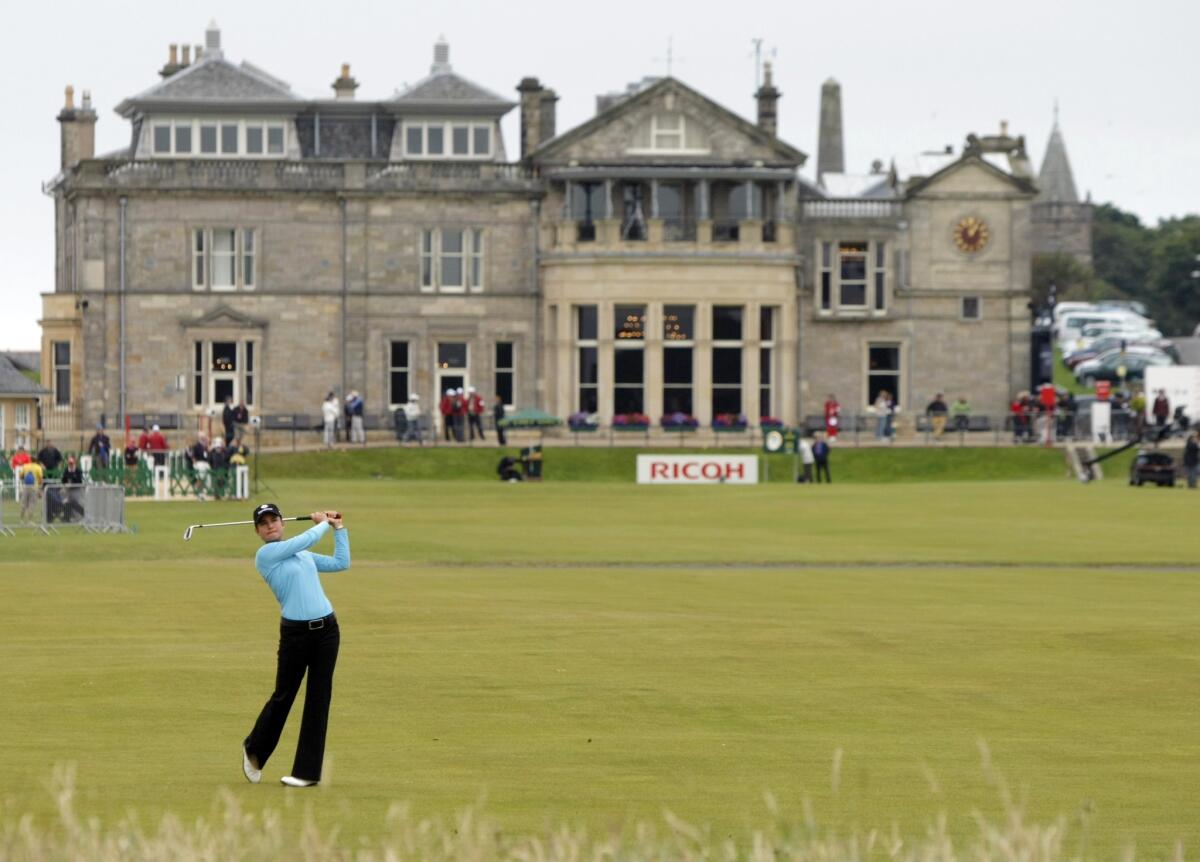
779, 299, 798, 425
695, 303, 713, 425
644, 303, 663, 422
743, 301, 761, 424
598, 300, 615, 421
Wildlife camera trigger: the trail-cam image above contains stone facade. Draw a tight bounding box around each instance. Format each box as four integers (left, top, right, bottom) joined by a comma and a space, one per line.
43, 27, 1042, 439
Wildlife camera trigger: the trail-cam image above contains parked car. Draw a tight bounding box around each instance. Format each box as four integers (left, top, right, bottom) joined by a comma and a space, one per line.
1130, 450, 1176, 487
1076, 352, 1174, 385
1065, 340, 1169, 369
1074, 346, 1173, 379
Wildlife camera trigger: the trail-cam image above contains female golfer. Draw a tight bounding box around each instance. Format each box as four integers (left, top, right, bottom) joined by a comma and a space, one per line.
242, 503, 350, 787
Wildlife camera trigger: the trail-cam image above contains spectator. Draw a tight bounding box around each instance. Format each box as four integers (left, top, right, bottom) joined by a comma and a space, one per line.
467, 387, 486, 441
402, 394, 423, 445
823, 394, 841, 442
18, 455, 43, 522
229, 436, 250, 466
87, 425, 112, 468
343, 392, 354, 442
925, 393, 949, 440
321, 392, 340, 448
136, 426, 151, 453
1057, 390, 1076, 439
233, 400, 251, 439
497, 454, 523, 482
348, 390, 366, 444
123, 441, 141, 467
873, 391, 891, 441
59, 455, 85, 523
813, 433, 831, 483
37, 440, 64, 475
439, 389, 454, 441
452, 387, 467, 443
950, 396, 972, 433
147, 424, 168, 466
797, 433, 815, 483
1123, 390, 1141, 440
222, 396, 237, 445
188, 432, 211, 500
1184, 433, 1199, 490
494, 395, 507, 446
1038, 384, 1058, 444
1152, 389, 1170, 429
209, 437, 228, 471
1010, 394, 1028, 443
10, 444, 31, 471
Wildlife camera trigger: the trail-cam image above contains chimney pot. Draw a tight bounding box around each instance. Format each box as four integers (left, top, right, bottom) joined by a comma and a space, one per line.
341, 63, 351, 79
64, 85, 75, 110
195, 44, 203, 59
181, 44, 191, 65
82, 90, 92, 111
169, 44, 178, 64
1000, 119, 1009, 137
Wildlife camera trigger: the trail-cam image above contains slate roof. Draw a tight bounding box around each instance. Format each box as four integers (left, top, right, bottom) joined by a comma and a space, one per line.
391, 71, 513, 110
116, 55, 300, 116
1037, 124, 1079, 203
0, 354, 48, 397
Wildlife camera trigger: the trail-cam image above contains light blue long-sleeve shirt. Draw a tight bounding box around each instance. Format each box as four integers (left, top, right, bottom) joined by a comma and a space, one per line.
254, 521, 351, 621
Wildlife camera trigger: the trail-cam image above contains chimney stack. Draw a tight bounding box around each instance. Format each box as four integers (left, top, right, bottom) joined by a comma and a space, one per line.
333, 63, 359, 100
58, 84, 97, 169
159, 44, 183, 78
817, 78, 845, 181
517, 77, 554, 159
755, 61, 780, 138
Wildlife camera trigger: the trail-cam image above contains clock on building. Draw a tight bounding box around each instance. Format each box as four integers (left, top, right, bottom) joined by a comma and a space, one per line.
953, 216, 989, 253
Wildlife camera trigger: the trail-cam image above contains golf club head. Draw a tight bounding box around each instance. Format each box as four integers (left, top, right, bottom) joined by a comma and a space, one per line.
183, 525, 196, 541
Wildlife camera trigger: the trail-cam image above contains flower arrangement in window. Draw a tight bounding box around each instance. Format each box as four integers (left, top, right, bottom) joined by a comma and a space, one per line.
612, 412, 652, 429
660, 412, 699, 429
760, 416, 784, 428
568, 411, 599, 430
712, 413, 748, 429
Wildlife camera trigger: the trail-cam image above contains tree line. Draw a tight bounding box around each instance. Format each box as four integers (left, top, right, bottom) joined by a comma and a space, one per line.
1033, 204, 1200, 336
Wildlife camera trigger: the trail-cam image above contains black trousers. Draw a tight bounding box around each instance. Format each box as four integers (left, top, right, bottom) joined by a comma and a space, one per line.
468, 414, 485, 440
815, 460, 831, 483
245, 614, 340, 781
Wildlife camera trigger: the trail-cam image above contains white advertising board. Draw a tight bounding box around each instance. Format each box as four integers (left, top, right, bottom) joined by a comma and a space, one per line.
1143, 366, 1200, 424
636, 454, 758, 485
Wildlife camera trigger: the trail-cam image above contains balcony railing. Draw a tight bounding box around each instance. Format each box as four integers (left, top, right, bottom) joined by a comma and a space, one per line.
664, 218, 697, 242
762, 220, 777, 243
712, 220, 740, 242
577, 221, 597, 242
801, 199, 903, 219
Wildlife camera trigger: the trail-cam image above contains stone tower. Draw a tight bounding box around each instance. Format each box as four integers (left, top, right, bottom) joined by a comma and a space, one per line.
1031, 110, 1092, 266
817, 78, 844, 183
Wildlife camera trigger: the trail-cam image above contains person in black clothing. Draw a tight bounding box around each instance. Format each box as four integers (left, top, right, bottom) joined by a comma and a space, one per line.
59, 455, 86, 522
497, 455, 523, 482
812, 433, 831, 483
233, 400, 251, 440
36, 442, 63, 475
1184, 433, 1199, 490
493, 395, 507, 446
222, 396, 237, 445
87, 426, 112, 468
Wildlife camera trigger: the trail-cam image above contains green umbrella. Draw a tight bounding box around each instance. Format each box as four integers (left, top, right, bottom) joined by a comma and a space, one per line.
499, 408, 562, 428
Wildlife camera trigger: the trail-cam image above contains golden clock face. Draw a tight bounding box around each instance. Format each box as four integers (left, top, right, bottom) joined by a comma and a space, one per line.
953, 216, 990, 253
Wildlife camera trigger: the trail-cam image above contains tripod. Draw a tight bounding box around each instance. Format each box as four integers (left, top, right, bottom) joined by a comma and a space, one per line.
252, 422, 276, 496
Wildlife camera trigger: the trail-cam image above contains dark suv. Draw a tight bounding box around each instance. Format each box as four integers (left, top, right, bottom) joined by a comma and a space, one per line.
1130, 450, 1177, 487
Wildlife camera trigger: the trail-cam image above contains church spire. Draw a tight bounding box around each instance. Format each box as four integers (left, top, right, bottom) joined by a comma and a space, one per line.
1037, 109, 1079, 204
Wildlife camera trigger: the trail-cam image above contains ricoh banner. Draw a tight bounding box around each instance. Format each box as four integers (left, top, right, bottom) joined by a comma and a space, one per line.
636, 455, 758, 485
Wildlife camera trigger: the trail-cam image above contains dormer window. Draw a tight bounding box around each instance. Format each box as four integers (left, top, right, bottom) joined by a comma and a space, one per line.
149, 118, 288, 157
403, 120, 493, 159
628, 113, 710, 155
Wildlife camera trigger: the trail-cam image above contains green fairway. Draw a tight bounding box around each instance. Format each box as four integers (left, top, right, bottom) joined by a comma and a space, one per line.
3, 477, 1198, 857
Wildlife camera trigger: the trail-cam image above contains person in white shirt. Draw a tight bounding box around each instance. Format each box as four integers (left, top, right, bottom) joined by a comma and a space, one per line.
797, 434, 815, 483
321, 393, 340, 448
402, 393, 423, 444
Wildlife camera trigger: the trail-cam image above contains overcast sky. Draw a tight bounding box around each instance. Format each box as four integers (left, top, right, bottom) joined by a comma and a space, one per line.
2, 0, 1197, 351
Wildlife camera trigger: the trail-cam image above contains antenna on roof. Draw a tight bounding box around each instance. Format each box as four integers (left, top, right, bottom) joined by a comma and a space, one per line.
652, 36, 684, 77
749, 38, 776, 90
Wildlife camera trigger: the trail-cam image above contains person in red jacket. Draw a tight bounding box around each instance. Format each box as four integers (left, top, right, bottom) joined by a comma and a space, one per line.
146, 424, 169, 466
823, 394, 841, 441
467, 386, 486, 441
452, 387, 468, 442
439, 389, 454, 442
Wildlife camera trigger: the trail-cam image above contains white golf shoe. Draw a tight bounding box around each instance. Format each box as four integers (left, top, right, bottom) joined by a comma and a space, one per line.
280, 776, 318, 787
242, 746, 262, 784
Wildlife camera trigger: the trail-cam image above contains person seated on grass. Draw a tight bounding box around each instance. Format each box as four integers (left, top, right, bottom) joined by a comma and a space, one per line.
497, 455, 523, 482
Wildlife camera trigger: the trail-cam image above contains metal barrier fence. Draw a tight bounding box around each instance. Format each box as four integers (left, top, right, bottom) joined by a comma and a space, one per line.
0, 482, 127, 535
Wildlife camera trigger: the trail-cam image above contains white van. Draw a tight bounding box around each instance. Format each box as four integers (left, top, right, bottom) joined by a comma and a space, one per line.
1059, 309, 1151, 344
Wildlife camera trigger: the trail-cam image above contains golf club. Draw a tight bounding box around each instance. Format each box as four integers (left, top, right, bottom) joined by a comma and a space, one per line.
183, 515, 314, 541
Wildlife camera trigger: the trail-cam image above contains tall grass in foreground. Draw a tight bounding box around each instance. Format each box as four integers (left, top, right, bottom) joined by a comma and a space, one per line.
1, 759, 1185, 862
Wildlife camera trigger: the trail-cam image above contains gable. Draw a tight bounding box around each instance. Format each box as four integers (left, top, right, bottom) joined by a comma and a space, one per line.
116, 58, 299, 116
392, 72, 513, 111
181, 305, 268, 330
533, 78, 805, 167
906, 158, 1036, 198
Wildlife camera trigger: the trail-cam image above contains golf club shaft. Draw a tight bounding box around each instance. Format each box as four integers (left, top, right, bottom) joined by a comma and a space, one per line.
198, 515, 313, 530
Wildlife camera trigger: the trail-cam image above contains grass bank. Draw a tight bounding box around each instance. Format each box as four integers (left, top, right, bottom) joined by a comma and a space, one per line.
258, 445, 1080, 484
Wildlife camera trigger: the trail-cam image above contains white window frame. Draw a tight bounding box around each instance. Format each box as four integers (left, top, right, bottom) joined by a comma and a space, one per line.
711, 304, 745, 418
865, 341, 904, 410
419, 228, 485, 293
401, 120, 495, 160
149, 118, 288, 158
576, 305, 599, 414
495, 341, 515, 408
662, 304, 696, 417
192, 227, 258, 291
627, 113, 711, 156
961, 296, 982, 321
210, 228, 238, 292
52, 340, 71, 408
192, 340, 259, 411
388, 340, 410, 409
816, 239, 889, 317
